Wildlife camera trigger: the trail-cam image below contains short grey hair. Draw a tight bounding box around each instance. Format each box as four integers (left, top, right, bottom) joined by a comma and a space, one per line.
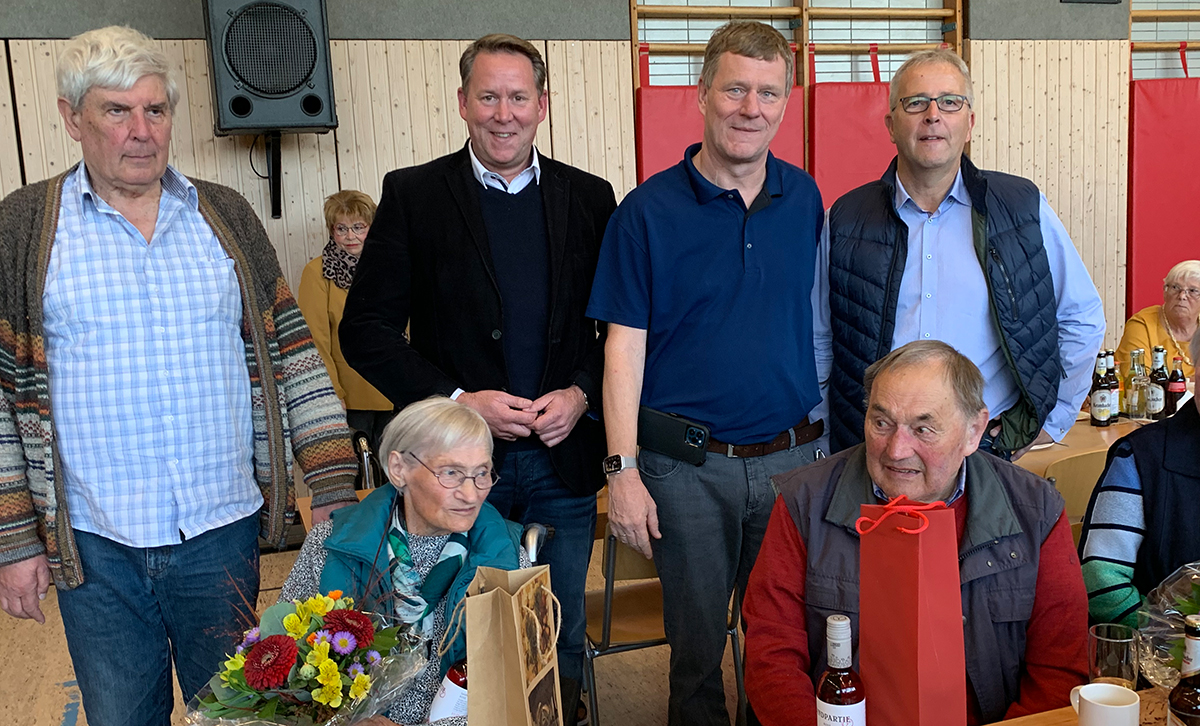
57, 26, 178, 113
378, 397, 492, 466
889, 48, 974, 111
863, 340, 986, 419
1165, 260, 1200, 289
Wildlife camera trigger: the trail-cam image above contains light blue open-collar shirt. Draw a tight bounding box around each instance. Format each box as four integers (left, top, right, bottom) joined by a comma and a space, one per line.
811, 167, 1106, 443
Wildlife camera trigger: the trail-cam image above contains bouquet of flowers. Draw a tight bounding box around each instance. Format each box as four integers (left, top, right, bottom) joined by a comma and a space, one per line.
186, 590, 427, 725
1138, 561, 1200, 689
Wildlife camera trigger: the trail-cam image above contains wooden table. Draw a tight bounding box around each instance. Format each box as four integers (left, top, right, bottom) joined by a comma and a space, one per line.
1016, 418, 1140, 478
1004, 687, 1167, 725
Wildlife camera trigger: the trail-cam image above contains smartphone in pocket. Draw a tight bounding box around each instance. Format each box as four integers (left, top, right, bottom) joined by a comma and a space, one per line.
637, 406, 710, 466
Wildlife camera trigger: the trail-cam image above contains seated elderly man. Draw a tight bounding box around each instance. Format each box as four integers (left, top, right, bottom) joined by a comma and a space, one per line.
742, 340, 1088, 725
1079, 328, 1200, 625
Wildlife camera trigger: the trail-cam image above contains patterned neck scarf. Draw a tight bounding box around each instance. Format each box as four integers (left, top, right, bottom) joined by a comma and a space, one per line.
386, 500, 468, 638
321, 238, 359, 290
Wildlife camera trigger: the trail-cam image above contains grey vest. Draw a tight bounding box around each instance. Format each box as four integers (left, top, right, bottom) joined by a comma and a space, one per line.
826, 156, 1061, 455
775, 447, 1063, 723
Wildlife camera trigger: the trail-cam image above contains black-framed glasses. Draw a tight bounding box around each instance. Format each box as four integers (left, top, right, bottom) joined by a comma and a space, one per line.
404, 451, 496, 490
333, 222, 369, 237
895, 94, 971, 114
1166, 283, 1200, 299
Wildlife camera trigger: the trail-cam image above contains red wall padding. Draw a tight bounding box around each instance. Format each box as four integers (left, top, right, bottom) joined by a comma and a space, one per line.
807, 81, 896, 206
634, 85, 806, 183
1128, 78, 1200, 313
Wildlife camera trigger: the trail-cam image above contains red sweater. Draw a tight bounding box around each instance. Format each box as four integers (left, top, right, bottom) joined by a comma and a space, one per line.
742, 494, 1088, 725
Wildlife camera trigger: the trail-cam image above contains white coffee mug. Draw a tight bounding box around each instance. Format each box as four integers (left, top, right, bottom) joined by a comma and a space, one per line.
1069, 683, 1140, 726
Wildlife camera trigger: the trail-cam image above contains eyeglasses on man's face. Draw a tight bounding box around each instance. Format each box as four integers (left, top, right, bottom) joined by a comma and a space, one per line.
895, 94, 971, 114
333, 223, 369, 237
405, 451, 497, 491
1166, 283, 1200, 299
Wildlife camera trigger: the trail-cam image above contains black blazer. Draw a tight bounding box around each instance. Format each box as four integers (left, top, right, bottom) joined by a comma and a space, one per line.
340, 145, 617, 496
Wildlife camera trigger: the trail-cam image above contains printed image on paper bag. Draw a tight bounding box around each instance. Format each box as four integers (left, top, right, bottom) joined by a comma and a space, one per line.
527, 666, 560, 726
519, 567, 556, 686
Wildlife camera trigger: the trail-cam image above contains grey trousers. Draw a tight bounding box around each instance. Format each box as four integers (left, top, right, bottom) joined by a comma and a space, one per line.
638, 442, 817, 726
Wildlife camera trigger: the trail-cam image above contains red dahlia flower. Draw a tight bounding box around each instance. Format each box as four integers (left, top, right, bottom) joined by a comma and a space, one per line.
323, 609, 375, 649
243, 634, 298, 690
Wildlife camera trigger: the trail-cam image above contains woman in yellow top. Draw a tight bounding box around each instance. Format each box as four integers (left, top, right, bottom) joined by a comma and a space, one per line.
1117, 259, 1199, 379
298, 190, 393, 449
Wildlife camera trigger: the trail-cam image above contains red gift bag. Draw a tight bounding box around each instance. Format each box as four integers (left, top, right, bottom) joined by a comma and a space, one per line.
856, 497, 967, 726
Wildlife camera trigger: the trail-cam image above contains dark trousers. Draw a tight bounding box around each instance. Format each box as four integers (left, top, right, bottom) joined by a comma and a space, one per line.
639, 443, 817, 726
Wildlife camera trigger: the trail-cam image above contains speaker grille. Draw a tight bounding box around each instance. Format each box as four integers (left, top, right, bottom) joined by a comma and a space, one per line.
224, 2, 318, 97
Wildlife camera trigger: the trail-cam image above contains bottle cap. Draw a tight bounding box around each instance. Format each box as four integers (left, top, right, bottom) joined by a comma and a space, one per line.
826, 614, 852, 643
1187, 614, 1200, 628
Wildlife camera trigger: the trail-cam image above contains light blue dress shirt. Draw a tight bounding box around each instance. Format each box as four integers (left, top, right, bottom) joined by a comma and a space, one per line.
813, 168, 1106, 442
43, 164, 262, 548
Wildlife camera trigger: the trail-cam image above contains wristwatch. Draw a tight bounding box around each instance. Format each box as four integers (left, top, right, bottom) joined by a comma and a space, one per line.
602, 454, 638, 477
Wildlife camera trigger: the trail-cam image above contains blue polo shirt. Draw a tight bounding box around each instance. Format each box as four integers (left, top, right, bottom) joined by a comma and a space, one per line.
586, 143, 824, 444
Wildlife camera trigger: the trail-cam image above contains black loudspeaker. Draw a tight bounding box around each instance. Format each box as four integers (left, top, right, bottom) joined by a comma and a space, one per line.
202, 0, 338, 135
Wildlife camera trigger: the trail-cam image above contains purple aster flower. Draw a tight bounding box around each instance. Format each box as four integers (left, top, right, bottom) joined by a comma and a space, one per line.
332, 631, 357, 655
241, 627, 261, 647
365, 650, 382, 667
235, 644, 245, 655
348, 662, 365, 678
312, 629, 332, 646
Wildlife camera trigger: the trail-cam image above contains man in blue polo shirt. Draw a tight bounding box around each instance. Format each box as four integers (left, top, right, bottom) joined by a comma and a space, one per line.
587, 20, 824, 726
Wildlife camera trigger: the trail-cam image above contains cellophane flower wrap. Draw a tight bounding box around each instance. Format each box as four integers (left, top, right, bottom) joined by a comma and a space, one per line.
1138, 561, 1200, 689
185, 590, 428, 725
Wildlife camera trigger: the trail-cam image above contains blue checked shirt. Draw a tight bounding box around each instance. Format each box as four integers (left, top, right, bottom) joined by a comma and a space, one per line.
42, 164, 263, 548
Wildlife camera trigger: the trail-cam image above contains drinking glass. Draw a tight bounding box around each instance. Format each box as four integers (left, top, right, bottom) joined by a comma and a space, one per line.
1089, 623, 1139, 689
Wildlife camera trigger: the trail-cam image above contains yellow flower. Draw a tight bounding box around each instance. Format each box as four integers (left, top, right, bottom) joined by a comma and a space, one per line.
313, 681, 343, 708
305, 594, 334, 617
306, 641, 330, 668
292, 600, 311, 620
317, 658, 341, 686
283, 613, 309, 640
349, 673, 371, 700
224, 653, 245, 672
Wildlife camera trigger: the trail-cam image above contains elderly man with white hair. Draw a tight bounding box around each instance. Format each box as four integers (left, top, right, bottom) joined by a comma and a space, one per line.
0, 25, 358, 725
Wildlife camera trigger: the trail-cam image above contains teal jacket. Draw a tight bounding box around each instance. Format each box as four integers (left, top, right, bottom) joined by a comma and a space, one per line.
318, 485, 522, 676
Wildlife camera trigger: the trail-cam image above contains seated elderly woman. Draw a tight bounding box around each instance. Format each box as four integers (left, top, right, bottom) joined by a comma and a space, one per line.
1117, 259, 1199, 379
280, 396, 526, 724
1079, 327, 1200, 626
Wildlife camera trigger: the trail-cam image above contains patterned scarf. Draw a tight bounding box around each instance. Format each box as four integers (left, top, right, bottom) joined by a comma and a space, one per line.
321, 238, 358, 290
386, 502, 468, 638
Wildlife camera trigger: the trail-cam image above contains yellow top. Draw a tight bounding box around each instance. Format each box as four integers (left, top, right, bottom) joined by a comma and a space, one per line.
297, 256, 392, 411
1116, 304, 1195, 379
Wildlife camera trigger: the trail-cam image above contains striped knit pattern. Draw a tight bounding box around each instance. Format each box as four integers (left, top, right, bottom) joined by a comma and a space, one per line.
1078, 444, 1146, 626
0, 166, 359, 588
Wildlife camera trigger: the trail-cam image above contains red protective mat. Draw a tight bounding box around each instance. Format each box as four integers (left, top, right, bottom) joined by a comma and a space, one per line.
807, 81, 895, 207
1128, 77, 1200, 313
635, 84, 806, 183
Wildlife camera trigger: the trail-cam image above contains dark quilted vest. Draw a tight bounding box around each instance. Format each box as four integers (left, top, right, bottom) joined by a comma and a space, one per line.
826, 156, 1061, 454
775, 447, 1064, 723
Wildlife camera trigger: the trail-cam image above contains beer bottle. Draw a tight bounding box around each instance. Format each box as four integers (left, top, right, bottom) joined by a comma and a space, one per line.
1167, 357, 1188, 417
1148, 346, 1169, 420
1127, 349, 1148, 419
1168, 614, 1200, 724
1106, 350, 1122, 413
816, 614, 865, 725
1090, 355, 1113, 427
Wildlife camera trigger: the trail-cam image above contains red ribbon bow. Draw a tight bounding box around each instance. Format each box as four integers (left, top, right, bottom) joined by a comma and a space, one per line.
855, 495, 948, 535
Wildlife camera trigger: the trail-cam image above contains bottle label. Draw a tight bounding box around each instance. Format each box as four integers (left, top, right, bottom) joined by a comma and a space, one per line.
817, 699, 866, 725
1182, 635, 1200, 679
1092, 390, 1112, 420
1170, 381, 1188, 393
1148, 385, 1166, 414
427, 676, 469, 720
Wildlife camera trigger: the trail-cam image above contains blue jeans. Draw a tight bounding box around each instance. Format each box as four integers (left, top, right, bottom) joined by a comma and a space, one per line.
489, 447, 596, 683
639, 442, 817, 726
57, 515, 261, 726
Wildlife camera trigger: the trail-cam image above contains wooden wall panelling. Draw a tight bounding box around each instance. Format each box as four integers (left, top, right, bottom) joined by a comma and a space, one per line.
546, 40, 636, 199
0, 42, 23, 197
10, 40, 78, 184
969, 40, 1129, 348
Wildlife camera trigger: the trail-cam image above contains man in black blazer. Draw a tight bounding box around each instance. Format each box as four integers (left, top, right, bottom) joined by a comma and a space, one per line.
340, 34, 616, 721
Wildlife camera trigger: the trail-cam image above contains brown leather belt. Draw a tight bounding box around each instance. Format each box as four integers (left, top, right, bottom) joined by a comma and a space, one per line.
706, 417, 824, 458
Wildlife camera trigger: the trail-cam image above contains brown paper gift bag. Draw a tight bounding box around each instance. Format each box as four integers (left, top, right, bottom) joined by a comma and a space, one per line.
461, 564, 562, 726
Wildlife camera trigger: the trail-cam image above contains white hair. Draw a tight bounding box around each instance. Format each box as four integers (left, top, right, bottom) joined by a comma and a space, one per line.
889, 48, 975, 111
56, 26, 178, 112
378, 397, 491, 463
1165, 260, 1200, 288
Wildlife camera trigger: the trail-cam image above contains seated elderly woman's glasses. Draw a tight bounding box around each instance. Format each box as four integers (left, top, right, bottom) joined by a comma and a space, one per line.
895, 94, 971, 114
1166, 283, 1200, 298
404, 451, 497, 490
334, 223, 369, 237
